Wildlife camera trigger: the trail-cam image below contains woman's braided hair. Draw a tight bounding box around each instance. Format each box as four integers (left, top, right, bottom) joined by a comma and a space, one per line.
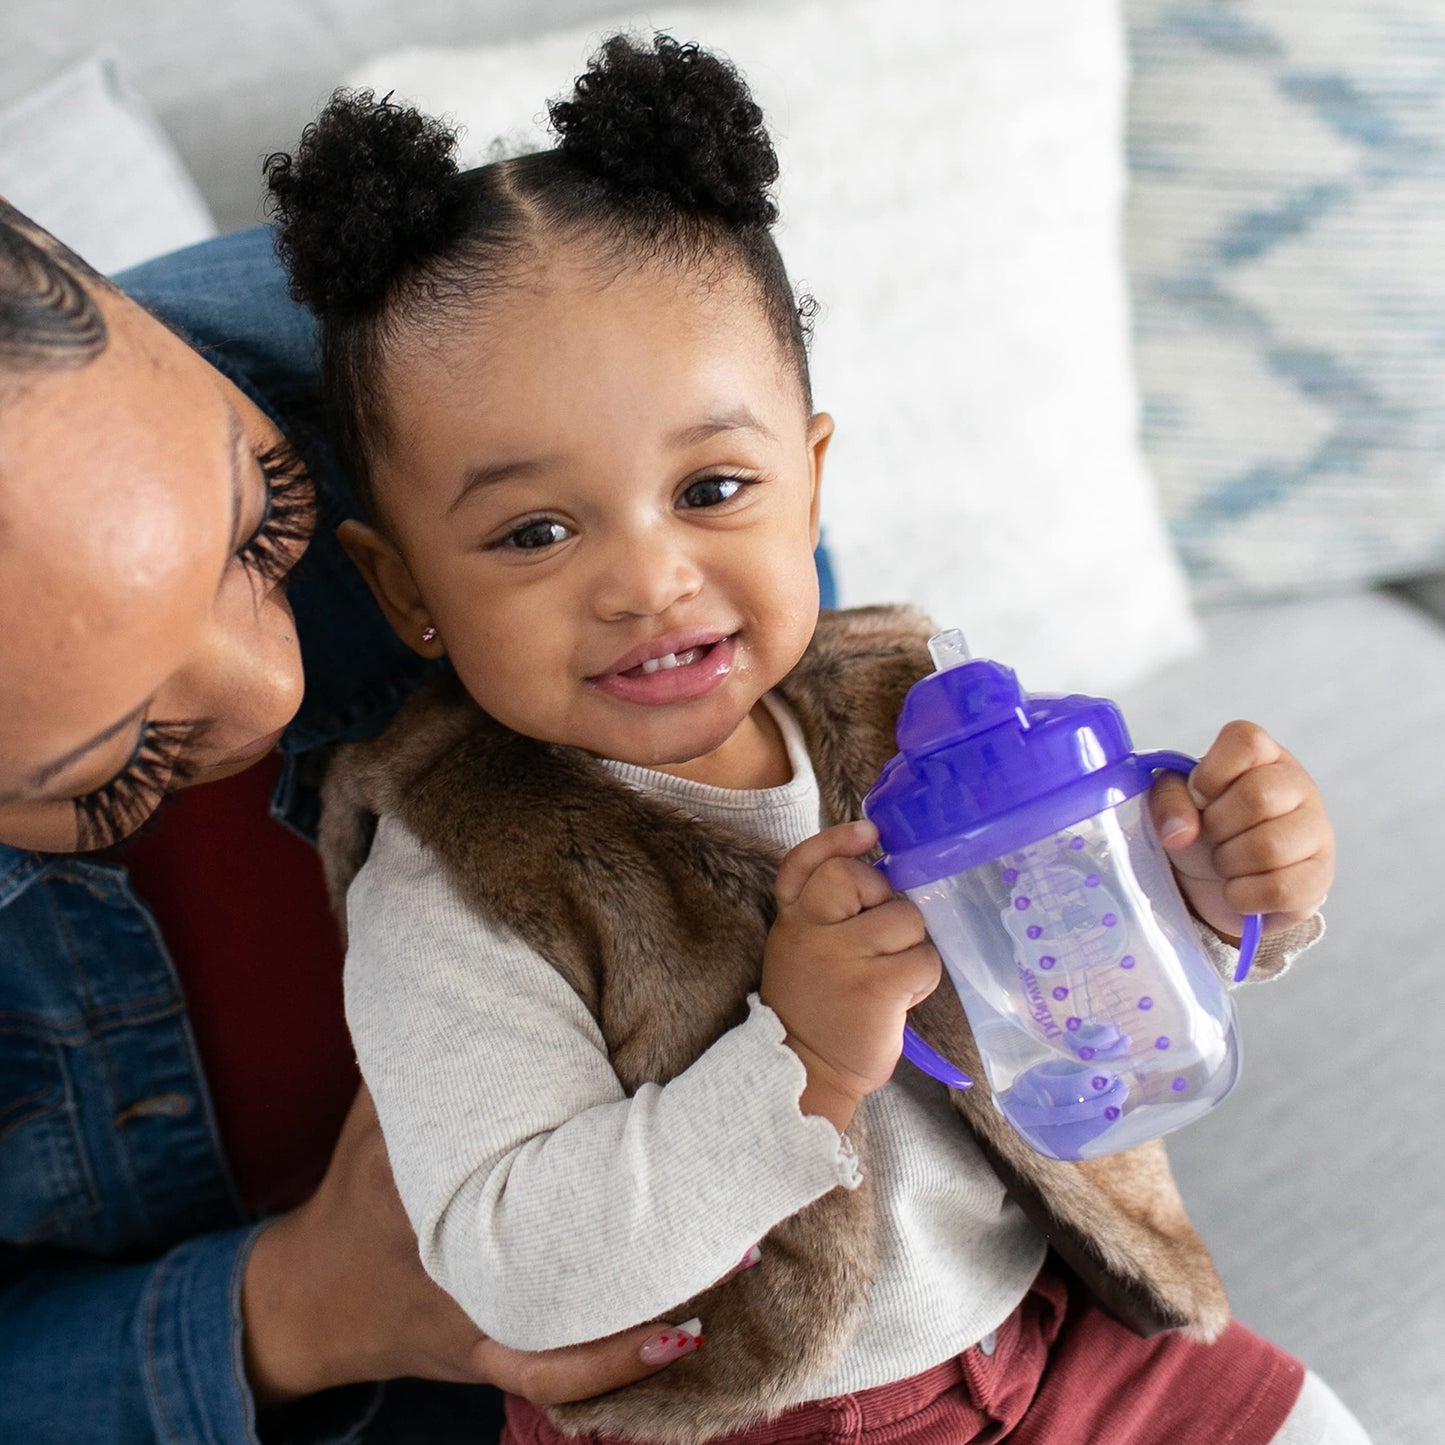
0, 201, 107, 387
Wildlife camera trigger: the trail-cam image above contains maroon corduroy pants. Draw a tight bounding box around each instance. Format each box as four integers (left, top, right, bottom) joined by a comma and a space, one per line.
503, 1266, 1304, 1445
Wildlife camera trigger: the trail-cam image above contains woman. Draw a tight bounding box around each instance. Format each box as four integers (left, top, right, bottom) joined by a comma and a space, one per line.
0, 201, 705, 1443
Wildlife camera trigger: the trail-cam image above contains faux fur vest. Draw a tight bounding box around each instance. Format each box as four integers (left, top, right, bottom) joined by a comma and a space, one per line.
319, 606, 1230, 1444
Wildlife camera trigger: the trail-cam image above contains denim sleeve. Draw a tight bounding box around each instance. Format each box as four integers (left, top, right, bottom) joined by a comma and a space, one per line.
0, 1225, 379, 1445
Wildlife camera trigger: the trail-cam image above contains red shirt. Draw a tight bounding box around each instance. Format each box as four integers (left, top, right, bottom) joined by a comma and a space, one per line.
124, 751, 358, 1216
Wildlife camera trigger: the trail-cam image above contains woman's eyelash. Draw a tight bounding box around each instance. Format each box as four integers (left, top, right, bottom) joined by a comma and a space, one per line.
238, 441, 318, 585
72, 720, 199, 852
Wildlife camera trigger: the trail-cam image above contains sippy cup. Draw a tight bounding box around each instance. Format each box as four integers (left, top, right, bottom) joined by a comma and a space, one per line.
864, 631, 1262, 1161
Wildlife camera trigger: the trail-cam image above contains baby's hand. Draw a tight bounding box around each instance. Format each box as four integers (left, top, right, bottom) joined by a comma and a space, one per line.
760, 820, 941, 1132
1149, 721, 1335, 941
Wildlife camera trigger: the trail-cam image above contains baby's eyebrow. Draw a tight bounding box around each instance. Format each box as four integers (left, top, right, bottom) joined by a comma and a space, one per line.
667, 408, 777, 448
448, 456, 555, 515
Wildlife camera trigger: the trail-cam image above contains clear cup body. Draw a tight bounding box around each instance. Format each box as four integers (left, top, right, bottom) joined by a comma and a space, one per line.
905, 793, 1239, 1159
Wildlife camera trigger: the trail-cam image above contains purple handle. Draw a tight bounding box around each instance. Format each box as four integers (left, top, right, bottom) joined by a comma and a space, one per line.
1136, 750, 1262, 984
902, 1025, 973, 1089
873, 856, 974, 1088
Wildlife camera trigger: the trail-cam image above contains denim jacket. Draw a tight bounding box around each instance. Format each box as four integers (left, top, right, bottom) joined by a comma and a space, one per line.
0, 228, 447, 1445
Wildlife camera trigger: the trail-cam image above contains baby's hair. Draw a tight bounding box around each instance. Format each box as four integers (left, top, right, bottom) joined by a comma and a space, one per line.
265, 33, 814, 518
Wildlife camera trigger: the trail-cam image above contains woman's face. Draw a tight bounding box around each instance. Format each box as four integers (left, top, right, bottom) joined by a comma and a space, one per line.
0, 283, 315, 853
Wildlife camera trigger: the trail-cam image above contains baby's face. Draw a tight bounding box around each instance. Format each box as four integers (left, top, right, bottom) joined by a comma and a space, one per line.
364, 245, 830, 783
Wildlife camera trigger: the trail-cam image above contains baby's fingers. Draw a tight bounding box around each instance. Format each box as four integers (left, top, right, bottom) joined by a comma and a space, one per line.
841, 896, 929, 960
1190, 721, 1285, 811
886, 940, 944, 1007
774, 821, 880, 912
1197, 759, 1316, 844
1222, 855, 1334, 923
1210, 809, 1325, 883
1149, 771, 1203, 849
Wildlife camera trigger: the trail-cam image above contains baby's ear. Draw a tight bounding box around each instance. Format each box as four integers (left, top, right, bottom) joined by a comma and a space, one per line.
806, 412, 834, 547
337, 519, 445, 658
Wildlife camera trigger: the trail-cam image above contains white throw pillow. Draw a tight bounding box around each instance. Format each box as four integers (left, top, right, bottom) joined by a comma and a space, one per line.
348, 0, 1198, 693
0, 55, 216, 277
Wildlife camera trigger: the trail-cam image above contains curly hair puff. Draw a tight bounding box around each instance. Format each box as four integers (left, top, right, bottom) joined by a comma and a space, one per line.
550, 34, 779, 228
264, 91, 463, 321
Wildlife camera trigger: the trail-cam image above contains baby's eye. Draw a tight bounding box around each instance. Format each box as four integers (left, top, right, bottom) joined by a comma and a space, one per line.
500, 518, 572, 550
679, 475, 750, 510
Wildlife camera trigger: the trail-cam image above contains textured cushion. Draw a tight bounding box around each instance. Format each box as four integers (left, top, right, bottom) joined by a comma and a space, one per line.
347, 0, 1199, 693
1127, 2, 1445, 603
1117, 590, 1445, 1445
0, 55, 215, 276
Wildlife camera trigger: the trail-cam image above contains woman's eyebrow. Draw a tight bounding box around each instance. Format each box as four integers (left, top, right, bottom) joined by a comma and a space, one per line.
5, 702, 149, 803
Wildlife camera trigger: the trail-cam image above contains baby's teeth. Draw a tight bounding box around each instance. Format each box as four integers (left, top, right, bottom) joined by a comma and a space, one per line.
640, 653, 679, 675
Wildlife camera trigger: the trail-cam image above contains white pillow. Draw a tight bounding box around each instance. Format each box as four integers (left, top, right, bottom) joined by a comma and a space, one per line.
348, 0, 1198, 693
0, 55, 216, 277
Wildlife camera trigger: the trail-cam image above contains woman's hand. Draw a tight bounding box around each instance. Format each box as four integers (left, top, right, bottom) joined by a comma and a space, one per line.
241, 1085, 699, 1410
760, 820, 942, 1133
1149, 720, 1335, 941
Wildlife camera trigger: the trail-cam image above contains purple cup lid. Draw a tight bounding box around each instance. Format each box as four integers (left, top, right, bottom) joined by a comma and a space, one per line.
865, 635, 1155, 890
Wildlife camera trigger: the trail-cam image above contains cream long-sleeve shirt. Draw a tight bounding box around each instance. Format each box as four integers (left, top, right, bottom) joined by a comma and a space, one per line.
343, 695, 1317, 1402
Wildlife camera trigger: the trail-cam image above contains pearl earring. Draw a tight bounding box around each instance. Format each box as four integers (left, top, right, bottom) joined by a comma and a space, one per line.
421, 625, 438, 644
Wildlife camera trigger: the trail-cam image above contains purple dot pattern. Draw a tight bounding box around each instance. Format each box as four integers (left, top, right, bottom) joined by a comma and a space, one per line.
1155, 1036, 1171, 1051
1085, 874, 1100, 888
1092, 1075, 1109, 1091
1138, 997, 1154, 1011
1014, 897, 1031, 912
1040, 955, 1056, 970
1101, 912, 1118, 927
1066, 1016, 1082, 1032
1052, 986, 1069, 1001
1069, 837, 1085, 851
1001, 868, 1019, 885
1172, 1077, 1188, 1092
1104, 1106, 1121, 1121
1078, 1046, 1096, 1060
1120, 955, 1136, 970
1026, 925, 1043, 940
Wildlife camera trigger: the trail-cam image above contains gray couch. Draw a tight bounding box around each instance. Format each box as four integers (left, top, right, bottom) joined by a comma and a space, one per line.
5, 3, 1441, 1442
1120, 591, 1444, 1445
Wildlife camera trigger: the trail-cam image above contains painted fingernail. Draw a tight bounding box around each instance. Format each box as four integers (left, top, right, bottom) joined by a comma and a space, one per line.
639, 1320, 704, 1365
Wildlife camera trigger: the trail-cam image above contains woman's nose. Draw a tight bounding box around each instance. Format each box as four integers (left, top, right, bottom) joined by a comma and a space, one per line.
591, 527, 705, 621
172, 589, 305, 755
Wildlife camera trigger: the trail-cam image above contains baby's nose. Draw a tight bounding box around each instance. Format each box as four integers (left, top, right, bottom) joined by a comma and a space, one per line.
592, 531, 704, 620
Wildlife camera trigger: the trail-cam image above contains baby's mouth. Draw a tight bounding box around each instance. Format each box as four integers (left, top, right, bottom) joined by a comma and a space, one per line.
590, 634, 738, 704
623, 645, 711, 678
